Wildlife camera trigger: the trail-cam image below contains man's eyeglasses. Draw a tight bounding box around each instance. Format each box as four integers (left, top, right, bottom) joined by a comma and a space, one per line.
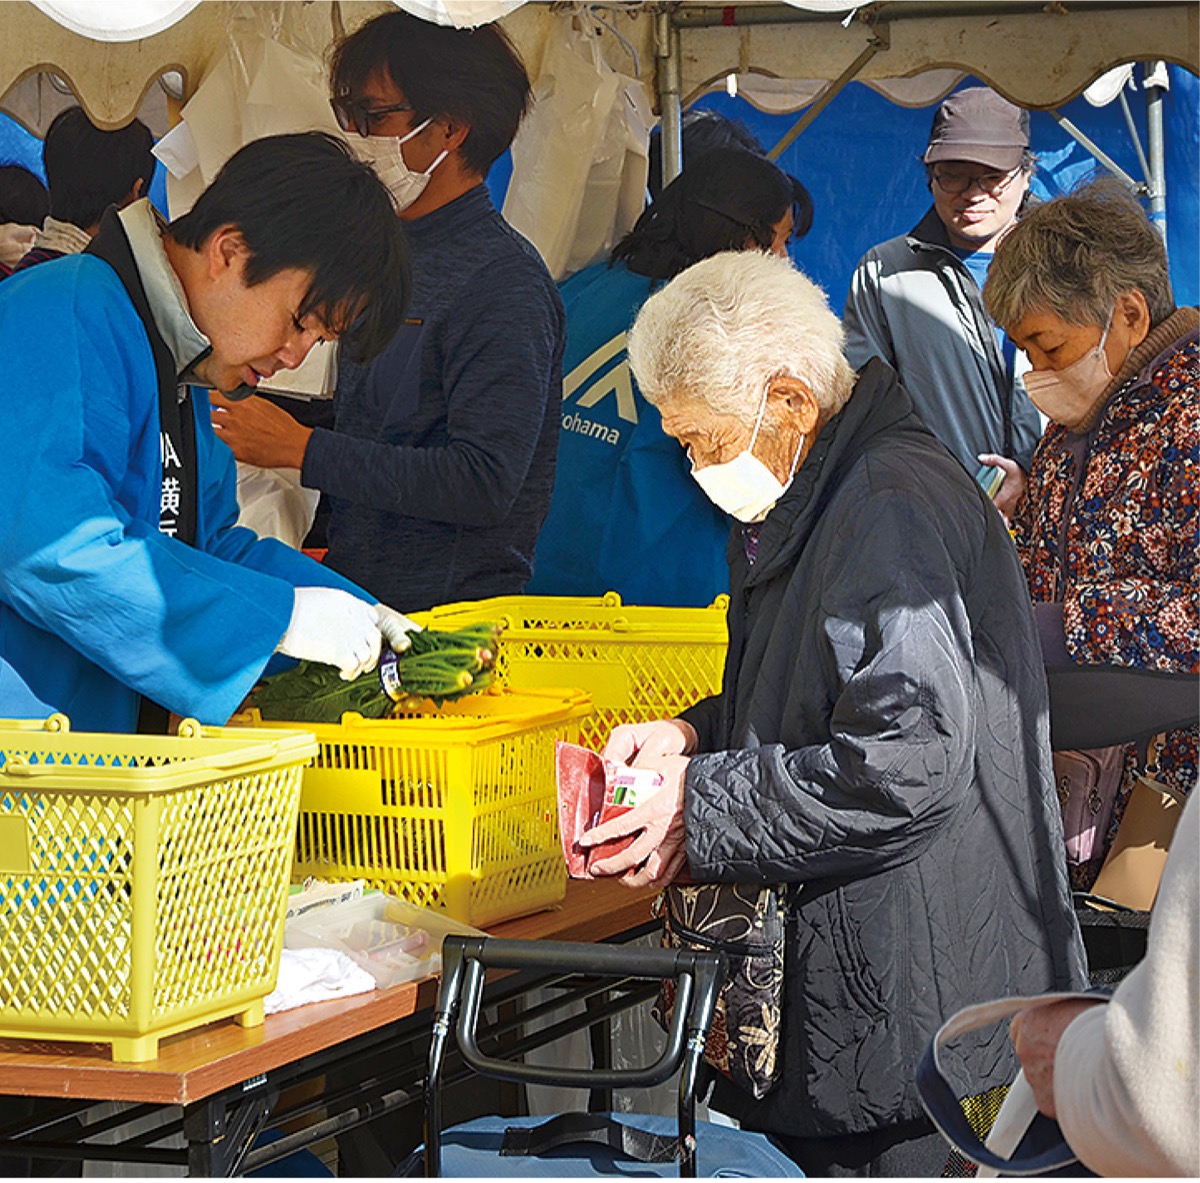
932, 166, 1021, 197
331, 96, 414, 138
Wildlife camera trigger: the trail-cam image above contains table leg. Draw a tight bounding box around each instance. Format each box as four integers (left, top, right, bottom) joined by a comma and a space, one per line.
586, 989, 615, 1113
182, 1090, 273, 1177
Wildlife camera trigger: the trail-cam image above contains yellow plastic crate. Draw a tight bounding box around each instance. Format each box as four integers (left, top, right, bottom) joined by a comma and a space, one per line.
0, 715, 316, 1062
237, 688, 592, 928
411, 593, 730, 750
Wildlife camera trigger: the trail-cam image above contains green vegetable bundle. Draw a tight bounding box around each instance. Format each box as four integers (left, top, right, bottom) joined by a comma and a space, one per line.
248, 622, 502, 723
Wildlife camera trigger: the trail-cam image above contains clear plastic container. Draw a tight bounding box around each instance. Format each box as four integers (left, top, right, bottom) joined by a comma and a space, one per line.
284, 893, 484, 988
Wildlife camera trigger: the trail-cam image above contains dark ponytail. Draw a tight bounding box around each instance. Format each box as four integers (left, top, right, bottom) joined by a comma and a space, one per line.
612, 147, 812, 282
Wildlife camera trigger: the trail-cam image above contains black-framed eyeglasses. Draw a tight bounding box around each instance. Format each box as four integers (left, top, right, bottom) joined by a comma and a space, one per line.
331, 96, 415, 138
932, 166, 1022, 197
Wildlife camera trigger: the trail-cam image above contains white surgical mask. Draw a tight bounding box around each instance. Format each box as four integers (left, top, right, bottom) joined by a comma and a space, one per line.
690, 390, 805, 523
1023, 314, 1119, 430
352, 119, 448, 212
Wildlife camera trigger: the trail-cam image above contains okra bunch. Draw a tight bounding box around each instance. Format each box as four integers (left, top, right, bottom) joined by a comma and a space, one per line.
248, 621, 503, 722
380, 622, 501, 710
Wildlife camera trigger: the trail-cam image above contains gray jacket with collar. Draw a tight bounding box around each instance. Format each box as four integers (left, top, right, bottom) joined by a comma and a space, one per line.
843, 206, 1042, 474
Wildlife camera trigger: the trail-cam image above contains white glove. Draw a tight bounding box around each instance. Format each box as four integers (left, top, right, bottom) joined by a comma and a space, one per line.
374, 603, 422, 653
277, 588, 382, 681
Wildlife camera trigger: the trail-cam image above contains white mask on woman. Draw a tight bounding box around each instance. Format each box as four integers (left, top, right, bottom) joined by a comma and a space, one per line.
1023, 313, 1119, 431
690, 390, 805, 523
353, 119, 448, 212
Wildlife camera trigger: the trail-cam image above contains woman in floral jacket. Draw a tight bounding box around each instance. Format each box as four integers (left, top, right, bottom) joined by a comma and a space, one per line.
984, 180, 1198, 889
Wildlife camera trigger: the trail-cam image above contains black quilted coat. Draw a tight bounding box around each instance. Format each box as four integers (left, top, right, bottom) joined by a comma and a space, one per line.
682, 359, 1085, 1138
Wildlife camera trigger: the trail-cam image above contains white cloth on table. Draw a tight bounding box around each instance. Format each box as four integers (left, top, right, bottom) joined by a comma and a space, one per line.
263, 946, 375, 1014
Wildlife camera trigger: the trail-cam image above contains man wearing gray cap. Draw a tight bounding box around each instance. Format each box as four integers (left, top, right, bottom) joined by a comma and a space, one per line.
844, 86, 1042, 519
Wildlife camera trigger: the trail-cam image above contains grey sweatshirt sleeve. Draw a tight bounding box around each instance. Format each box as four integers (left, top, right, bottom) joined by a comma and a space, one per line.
842, 249, 895, 373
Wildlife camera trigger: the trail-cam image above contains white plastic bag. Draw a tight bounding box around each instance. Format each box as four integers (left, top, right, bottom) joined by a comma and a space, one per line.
504, 15, 650, 279
162, 17, 341, 217
566, 74, 653, 275
236, 462, 319, 549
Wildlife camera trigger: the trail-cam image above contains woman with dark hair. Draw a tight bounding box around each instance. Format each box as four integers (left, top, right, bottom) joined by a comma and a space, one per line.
647, 108, 781, 201
530, 147, 814, 606
616, 146, 813, 280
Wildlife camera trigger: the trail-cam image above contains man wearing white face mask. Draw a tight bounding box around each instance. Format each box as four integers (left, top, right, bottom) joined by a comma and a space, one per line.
575, 250, 1083, 1177
984, 180, 1198, 892
210, 10, 565, 613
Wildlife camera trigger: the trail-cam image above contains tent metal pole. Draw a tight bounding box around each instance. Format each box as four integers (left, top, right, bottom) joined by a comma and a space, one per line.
656, 9, 683, 188
766, 29, 889, 161
1145, 61, 1168, 249
1117, 89, 1152, 184
1047, 110, 1143, 194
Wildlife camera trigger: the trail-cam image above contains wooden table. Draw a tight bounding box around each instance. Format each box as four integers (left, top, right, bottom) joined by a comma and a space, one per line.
0, 879, 660, 1174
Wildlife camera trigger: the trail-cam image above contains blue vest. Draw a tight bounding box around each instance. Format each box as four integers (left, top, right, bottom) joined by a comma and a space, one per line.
529, 261, 731, 607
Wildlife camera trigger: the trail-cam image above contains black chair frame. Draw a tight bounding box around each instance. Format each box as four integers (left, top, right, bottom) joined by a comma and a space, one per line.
423, 936, 724, 1177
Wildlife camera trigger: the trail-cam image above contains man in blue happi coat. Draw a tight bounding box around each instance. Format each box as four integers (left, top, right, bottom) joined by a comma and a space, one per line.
0, 133, 417, 733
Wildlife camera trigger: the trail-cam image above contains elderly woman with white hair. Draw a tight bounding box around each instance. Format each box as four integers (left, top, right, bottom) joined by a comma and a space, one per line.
577, 251, 1084, 1177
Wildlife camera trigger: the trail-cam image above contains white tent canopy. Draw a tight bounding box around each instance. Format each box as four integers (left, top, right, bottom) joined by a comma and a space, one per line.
672, 1, 1197, 113
29, 0, 202, 43
1, 0, 1195, 283
30, 0, 526, 40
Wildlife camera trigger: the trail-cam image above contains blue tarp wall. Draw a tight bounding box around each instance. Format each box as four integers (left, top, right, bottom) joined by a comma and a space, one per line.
694, 65, 1199, 313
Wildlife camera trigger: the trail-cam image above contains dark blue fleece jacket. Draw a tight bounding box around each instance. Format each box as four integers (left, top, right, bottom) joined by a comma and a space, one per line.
304, 185, 565, 612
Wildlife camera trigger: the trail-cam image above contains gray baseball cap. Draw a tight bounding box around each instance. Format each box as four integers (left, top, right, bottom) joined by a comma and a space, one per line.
924, 87, 1031, 171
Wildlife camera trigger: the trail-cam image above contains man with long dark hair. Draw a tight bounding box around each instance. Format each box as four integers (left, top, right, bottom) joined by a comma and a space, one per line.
210, 11, 565, 614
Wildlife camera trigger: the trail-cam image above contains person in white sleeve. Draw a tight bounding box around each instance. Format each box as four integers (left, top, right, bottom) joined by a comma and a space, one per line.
1010, 789, 1199, 1177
